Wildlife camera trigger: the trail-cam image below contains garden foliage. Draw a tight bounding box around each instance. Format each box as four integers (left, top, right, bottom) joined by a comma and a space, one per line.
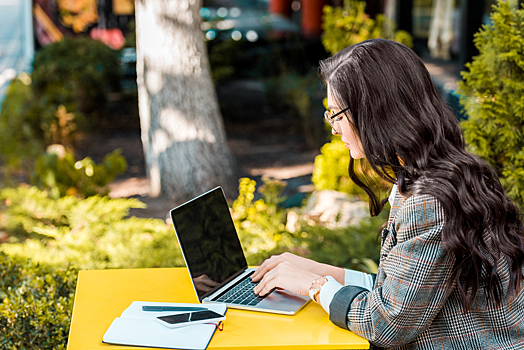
0, 186, 183, 348
231, 178, 294, 265
231, 178, 382, 272
0, 77, 42, 169
321, 0, 413, 56
0, 186, 184, 269
0, 37, 121, 168
458, 0, 524, 208
312, 138, 366, 197
0, 252, 77, 349
31, 146, 127, 198
31, 37, 121, 117
299, 205, 388, 273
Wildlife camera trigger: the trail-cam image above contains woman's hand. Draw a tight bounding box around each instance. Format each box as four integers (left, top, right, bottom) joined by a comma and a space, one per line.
251, 252, 345, 296
251, 252, 345, 288
252, 259, 320, 296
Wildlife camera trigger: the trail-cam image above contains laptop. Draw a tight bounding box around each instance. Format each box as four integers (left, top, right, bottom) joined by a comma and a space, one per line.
170, 187, 310, 315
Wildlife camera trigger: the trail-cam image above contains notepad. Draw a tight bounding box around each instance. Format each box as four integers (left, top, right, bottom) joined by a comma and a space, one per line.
103, 301, 227, 349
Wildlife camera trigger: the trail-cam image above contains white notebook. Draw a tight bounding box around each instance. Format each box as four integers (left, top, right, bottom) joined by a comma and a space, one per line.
103, 301, 227, 350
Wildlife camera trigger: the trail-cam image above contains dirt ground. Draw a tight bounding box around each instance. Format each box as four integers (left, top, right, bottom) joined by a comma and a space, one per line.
75, 79, 323, 220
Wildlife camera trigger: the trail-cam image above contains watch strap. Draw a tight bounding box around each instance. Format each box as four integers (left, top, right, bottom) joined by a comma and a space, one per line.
309, 276, 328, 303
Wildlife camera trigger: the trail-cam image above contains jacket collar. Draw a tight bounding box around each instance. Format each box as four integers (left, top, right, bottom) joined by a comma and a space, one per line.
388, 184, 405, 225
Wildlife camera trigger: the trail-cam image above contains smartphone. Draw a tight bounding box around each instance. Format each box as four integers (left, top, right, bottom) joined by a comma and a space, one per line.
155, 310, 225, 329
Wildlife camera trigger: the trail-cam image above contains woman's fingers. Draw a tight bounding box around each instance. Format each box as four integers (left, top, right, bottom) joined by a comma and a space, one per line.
251, 254, 282, 281
253, 266, 279, 295
253, 261, 319, 297
251, 253, 307, 281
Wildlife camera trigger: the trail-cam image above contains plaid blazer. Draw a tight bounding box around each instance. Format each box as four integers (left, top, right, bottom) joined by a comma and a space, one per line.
329, 188, 524, 349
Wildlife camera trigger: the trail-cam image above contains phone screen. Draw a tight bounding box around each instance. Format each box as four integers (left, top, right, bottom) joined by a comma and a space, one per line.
157, 310, 223, 324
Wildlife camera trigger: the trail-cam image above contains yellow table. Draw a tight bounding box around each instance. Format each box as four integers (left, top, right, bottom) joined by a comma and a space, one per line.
67, 267, 369, 350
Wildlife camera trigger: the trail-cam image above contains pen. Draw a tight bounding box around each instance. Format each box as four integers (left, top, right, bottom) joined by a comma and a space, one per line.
142, 305, 208, 312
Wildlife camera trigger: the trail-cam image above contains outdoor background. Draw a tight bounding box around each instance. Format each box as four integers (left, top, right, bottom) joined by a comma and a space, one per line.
0, 0, 523, 348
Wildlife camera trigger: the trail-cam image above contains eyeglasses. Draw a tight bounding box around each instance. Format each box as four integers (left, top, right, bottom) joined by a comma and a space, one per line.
324, 107, 350, 133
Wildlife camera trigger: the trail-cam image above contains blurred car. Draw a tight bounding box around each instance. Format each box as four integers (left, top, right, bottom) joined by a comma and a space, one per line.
201, 0, 300, 42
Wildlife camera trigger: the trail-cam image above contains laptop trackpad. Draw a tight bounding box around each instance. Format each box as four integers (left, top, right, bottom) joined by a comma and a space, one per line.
260, 290, 309, 307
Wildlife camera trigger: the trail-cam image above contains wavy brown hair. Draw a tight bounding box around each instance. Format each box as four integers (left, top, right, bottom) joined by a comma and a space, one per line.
319, 38, 524, 310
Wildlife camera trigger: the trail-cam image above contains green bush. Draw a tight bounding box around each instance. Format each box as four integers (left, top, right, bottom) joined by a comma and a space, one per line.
231, 178, 295, 265
0, 37, 121, 169
458, 0, 524, 208
231, 178, 384, 271
322, 0, 412, 56
312, 138, 367, 197
0, 77, 43, 169
32, 37, 121, 116
0, 187, 184, 269
31, 146, 127, 198
298, 206, 388, 273
0, 186, 184, 348
0, 252, 76, 350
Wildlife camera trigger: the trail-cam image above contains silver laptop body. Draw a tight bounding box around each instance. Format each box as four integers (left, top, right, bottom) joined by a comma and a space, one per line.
170, 187, 310, 315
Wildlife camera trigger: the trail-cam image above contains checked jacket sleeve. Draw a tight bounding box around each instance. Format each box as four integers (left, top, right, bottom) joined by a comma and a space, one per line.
329, 192, 454, 348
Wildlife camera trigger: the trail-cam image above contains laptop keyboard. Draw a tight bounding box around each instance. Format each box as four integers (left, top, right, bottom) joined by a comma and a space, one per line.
214, 274, 272, 306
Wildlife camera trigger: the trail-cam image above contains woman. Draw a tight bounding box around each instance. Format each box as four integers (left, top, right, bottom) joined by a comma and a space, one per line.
251, 39, 524, 349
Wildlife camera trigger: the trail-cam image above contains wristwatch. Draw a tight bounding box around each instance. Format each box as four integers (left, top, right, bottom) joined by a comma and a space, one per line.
309, 276, 328, 303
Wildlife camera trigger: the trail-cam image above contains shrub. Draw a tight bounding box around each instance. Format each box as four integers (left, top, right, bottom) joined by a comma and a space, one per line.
311, 137, 394, 222
0, 77, 42, 169
32, 37, 121, 117
322, 0, 413, 56
231, 178, 295, 265
231, 178, 385, 271
0, 37, 121, 169
0, 252, 77, 349
312, 138, 367, 197
31, 145, 127, 198
298, 206, 388, 273
458, 0, 524, 208
0, 187, 184, 269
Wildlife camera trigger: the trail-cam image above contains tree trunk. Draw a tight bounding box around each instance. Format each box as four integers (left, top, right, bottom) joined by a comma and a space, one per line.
135, 0, 238, 203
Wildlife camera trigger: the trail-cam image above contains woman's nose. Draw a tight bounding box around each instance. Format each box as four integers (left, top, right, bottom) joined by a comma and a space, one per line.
331, 128, 339, 136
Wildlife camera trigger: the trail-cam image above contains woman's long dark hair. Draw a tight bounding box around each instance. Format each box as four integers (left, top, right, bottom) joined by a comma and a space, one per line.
319, 38, 524, 310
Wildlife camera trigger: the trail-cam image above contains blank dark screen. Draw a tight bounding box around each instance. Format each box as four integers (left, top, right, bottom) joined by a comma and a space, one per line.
157, 310, 223, 324
171, 188, 247, 299
158, 313, 190, 324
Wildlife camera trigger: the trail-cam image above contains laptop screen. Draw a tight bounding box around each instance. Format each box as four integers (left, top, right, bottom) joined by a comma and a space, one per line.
170, 187, 248, 300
